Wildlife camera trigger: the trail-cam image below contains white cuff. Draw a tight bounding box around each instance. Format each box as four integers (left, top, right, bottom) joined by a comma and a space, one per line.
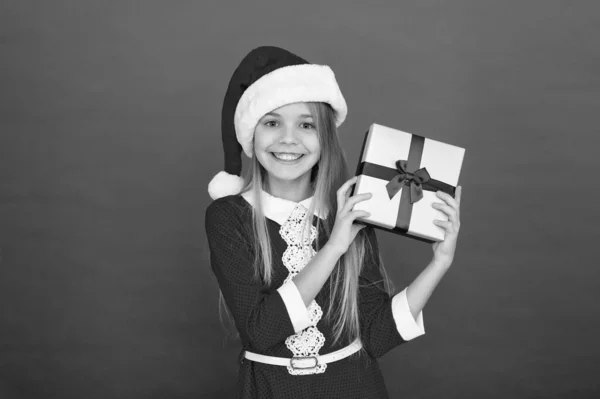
277, 280, 312, 333
392, 288, 425, 340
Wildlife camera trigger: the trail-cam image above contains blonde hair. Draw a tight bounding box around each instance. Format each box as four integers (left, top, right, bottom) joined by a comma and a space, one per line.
220, 102, 394, 346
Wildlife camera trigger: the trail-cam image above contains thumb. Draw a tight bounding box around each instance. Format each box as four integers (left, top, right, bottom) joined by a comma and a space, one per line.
351, 224, 367, 237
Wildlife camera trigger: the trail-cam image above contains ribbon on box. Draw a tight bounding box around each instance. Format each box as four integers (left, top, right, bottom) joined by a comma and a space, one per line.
385, 160, 431, 204
355, 133, 456, 234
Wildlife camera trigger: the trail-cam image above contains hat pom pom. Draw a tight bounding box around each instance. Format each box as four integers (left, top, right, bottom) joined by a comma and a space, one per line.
208, 171, 245, 200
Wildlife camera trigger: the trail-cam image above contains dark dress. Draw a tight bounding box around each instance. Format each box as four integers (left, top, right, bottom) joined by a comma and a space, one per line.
205, 193, 423, 398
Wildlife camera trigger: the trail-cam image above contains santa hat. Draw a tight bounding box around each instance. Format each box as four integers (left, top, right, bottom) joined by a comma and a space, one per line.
207, 46, 348, 200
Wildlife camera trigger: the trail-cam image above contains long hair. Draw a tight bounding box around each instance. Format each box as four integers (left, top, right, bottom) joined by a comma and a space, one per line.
219, 102, 394, 346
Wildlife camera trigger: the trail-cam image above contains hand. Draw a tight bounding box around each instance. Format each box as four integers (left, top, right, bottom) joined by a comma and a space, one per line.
327, 176, 372, 256
431, 186, 462, 267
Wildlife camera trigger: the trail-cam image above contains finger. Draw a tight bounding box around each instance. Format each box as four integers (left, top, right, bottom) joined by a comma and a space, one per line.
340, 210, 370, 222
336, 179, 352, 210
431, 202, 457, 219
433, 219, 460, 234
455, 186, 462, 205
432, 220, 452, 230
436, 190, 459, 209
349, 210, 371, 220
342, 193, 372, 213
350, 224, 367, 240
340, 176, 358, 193
337, 176, 358, 207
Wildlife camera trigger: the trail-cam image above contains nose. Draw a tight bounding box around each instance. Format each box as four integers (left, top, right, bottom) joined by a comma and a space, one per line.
278, 125, 298, 145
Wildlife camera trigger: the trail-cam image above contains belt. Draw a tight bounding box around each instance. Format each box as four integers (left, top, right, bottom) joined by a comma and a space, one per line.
242, 339, 362, 371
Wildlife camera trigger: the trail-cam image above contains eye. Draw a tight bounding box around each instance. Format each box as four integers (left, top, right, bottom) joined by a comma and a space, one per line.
300, 122, 316, 130
263, 120, 278, 127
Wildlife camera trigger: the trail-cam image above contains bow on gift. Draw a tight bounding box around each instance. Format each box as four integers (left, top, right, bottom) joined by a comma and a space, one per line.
385, 160, 431, 203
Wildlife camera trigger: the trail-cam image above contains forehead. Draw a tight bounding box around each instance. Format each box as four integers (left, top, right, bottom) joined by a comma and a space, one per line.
264, 102, 312, 118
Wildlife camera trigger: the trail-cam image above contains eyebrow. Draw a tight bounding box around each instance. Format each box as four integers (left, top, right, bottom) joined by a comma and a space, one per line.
264, 112, 314, 118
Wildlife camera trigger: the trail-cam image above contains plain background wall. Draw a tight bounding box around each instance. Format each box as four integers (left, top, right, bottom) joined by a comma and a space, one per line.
1, 1, 599, 398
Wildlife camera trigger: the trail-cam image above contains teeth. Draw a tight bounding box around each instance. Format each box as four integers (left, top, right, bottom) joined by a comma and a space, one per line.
273, 153, 302, 161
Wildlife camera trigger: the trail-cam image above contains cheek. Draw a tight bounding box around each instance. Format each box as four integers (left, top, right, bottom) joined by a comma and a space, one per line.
307, 136, 321, 155
312, 146, 321, 159
253, 129, 270, 151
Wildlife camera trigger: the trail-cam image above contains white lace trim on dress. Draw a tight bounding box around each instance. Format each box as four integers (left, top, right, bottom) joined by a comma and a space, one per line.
280, 204, 327, 375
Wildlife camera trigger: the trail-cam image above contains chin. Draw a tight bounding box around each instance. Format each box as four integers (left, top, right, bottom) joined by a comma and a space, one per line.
266, 167, 317, 187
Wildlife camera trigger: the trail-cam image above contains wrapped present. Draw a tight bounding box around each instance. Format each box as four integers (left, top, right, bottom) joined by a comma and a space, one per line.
352, 123, 465, 243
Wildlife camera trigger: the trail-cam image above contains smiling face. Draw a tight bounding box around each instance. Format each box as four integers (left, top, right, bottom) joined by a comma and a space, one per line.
253, 102, 321, 197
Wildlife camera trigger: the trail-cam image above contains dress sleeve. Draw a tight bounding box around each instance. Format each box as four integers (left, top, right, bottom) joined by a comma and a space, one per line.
205, 198, 306, 352
358, 227, 425, 358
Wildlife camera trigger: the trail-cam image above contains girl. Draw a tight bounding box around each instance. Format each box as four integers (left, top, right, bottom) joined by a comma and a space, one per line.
205, 46, 462, 398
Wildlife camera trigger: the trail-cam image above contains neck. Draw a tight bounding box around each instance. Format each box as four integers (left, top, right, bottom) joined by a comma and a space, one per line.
267, 176, 313, 202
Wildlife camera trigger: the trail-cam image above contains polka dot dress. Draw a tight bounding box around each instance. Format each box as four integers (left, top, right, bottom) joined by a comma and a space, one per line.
205, 195, 412, 398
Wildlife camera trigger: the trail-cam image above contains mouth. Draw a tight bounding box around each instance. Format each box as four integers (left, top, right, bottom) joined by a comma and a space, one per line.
271, 152, 305, 162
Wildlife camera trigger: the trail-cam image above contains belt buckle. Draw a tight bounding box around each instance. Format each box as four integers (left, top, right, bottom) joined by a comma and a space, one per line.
289, 356, 319, 371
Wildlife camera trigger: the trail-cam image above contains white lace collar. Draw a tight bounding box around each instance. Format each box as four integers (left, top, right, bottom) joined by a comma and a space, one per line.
241, 189, 328, 225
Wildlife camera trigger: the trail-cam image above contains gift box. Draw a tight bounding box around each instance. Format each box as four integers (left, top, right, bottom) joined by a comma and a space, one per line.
352, 123, 465, 243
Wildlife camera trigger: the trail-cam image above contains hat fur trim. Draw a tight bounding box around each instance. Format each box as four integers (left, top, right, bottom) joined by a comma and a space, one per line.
208, 171, 245, 200
234, 64, 347, 157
